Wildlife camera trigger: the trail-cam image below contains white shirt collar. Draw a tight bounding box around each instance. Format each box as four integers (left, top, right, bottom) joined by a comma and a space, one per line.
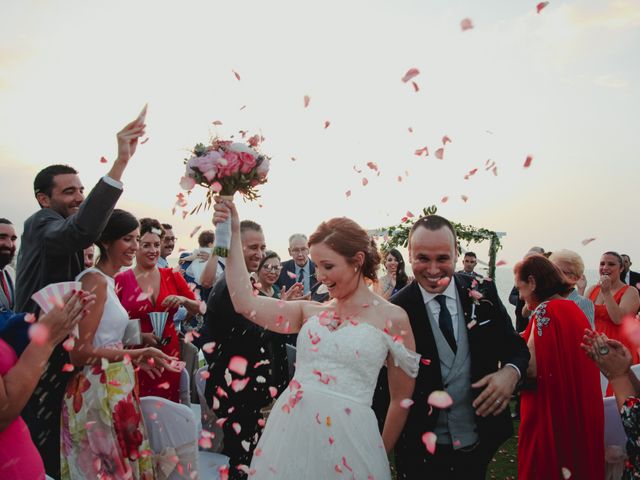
417, 277, 458, 305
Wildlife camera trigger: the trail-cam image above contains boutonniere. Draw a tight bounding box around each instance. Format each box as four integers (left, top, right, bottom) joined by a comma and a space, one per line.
467, 278, 494, 320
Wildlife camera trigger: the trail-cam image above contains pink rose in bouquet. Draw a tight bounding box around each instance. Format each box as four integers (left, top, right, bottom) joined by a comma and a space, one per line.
218, 151, 242, 178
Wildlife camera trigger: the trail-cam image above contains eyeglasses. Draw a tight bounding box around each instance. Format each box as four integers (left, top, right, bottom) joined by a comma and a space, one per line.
290, 248, 309, 255
262, 265, 282, 272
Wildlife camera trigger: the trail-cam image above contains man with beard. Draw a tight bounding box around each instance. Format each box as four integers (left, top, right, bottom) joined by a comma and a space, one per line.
0, 218, 17, 311
15, 118, 145, 479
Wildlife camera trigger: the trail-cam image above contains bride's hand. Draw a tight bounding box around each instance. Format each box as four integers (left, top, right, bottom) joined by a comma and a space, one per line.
212, 195, 240, 233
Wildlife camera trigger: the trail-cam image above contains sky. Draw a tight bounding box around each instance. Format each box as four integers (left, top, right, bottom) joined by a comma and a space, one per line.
1, 0, 639, 273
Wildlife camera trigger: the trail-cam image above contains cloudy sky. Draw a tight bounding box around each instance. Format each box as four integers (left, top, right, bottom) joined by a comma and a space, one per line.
1, 0, 638, 272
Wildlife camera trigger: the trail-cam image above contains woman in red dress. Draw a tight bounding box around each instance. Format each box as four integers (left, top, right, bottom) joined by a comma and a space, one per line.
586, 251, 640, 367
116, 218, 201, 402
515, 254, 604, 480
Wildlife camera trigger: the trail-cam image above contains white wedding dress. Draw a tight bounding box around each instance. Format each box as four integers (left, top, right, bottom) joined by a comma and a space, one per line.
250, 315, 420, 479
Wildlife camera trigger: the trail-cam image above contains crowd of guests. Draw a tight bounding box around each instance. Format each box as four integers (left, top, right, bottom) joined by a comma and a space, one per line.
1, 113, 640, 480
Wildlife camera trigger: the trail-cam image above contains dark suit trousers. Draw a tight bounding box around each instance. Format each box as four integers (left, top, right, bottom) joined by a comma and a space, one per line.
23, 345, 72, 479
396, 439, 499, 480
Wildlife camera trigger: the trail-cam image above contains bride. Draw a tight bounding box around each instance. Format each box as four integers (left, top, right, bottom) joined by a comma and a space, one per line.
213, 197, 419, 479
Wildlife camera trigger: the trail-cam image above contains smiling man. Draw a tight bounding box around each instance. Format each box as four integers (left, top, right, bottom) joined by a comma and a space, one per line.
386, 214, 529, 480
15, 118, 145, 479
0, 218, 17, 311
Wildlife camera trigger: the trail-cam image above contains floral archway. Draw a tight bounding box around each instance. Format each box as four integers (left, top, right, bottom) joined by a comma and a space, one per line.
375, 205, 504, 279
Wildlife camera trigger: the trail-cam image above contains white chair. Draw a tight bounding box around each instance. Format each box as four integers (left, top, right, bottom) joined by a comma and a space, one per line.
603, 396, 627, 480
195, 365, 224, 453
180, 367, 191, 407
141, 396, 228, 480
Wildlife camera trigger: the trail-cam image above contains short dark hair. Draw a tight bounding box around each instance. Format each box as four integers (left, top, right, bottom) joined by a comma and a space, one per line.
514, 254, 572, 303
34, 164, 78, 197
0, 218, 12, 225
198, 230, 215, 247
464, 252, 477, 259
96, 209, 139, 261
258, 250, 281, 271
161, 223, 173, 231
240, 220, 262, 234
409, 215, 457, 247
139, 218, 164, 238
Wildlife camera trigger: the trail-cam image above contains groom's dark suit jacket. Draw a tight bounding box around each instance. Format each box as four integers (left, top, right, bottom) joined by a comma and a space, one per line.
377, 273, 529, 478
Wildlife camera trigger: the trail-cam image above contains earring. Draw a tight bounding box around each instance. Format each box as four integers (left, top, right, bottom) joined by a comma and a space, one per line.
354, 266, 359, 272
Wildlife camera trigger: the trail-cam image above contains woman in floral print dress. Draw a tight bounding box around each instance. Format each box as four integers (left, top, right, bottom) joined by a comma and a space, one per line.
60, 210, 178, 479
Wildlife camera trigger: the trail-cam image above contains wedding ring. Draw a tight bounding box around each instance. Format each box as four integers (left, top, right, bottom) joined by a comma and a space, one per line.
599, 346, 610, 355
495, 399, 502, 405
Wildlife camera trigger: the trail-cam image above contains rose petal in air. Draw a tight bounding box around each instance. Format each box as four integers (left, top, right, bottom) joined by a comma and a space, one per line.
29, 323, 49, 346
581, 238, 596, 246
324, 121, 331, 129
461, 195, 469, 203
100, 156, 108, 164
422, 432, 438, 454
427, 390, 453, 409
203, 342, 217, 354
442, 135, 452, 145
496, 260, 508, 267
287, 271, 297, 279
304, 95, 310, 108
401, 68, 420, 83
523, 155, 533, 168
436, 277, 450, 287
157, 382, 170, 389
362, 178, 368, 186
561, 467, 571, 479
231, 378, 250, 392
232, 70, 241, 81
412, 81, 419, 92
435, 148, 444, 160
366, 162, 378, 171
460, 18, 474, 31
62, 363, 75, 372
190, 226, 201, 238
537, 2, 549, 14
414, 146, 429, 157
62, 336, 75, 351
400, 398, 414, 409
441, 196, 449, 203
345, 190, 351, 198
228, 356, 248, 376
212, 120, 223, 126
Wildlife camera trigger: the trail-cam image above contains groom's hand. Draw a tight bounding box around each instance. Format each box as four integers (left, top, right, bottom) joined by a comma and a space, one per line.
471, 367, 519, 417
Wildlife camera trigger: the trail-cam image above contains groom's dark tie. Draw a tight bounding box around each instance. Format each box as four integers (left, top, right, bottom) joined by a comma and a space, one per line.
435, 295, 457, 353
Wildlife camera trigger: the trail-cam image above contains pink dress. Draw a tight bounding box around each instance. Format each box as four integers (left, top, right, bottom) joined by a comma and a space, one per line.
0, 338, 45, 480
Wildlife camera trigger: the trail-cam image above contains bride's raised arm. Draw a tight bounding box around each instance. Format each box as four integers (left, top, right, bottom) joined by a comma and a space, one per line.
214, 196, 307, 334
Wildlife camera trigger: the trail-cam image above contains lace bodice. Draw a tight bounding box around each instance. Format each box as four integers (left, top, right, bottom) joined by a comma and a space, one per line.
294, 315, 420, 406
76, 268, 129, 348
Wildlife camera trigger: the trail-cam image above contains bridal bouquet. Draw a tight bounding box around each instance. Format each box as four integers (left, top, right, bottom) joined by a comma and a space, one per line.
180, 135, 270, 256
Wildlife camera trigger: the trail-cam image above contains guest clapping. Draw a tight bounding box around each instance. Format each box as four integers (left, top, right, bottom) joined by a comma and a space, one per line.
257, 251, 303, 300
0, 294, 88, 480
516, 254, 604, 479
586, 251, 640, 365
583, 331, 640, 478
373, 248, 409, 300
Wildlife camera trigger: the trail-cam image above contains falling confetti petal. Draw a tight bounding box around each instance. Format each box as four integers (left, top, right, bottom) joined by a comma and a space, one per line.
62, 336, 75, 351
212, 120, 223, 126
231, 378, 250, 392
304, 95, 310, 108
461, 195, 469, 202
324, 121, 331, 129
496, 260, 508, 267
408, 127, 414, 133
581, 238, 596, 246
140, 137, 149, 145
420, 358, 432, 366
28, 323, 49, 346
435, 148, 444, 160
362, 178, 368, 186
100, 156, 108, 164
366, 162, 379, 171
401, 68, 420, 83
190, 226, 202, 238
422, 432, 438, 454
202, 342, 217, 354
345, 190, 352, 198
442, 135, 452, 145
524, 155, 533, 168
562, 467, 571, 479
441, 196, 449, 203
537, 2, 549, 14
436, 277, 450, 287
411, 81, 420, 92
400, 398, 414, 408
228, 356, 248, 376
157, 382, 170, 389
62, 363, 74, 372
232, 70, 241, 81
427, 390, 453, 409
414, 146, 429, 156
460, 18, 474, 31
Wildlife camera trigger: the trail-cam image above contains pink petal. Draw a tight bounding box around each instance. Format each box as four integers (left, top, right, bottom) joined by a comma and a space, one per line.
400, 398, 414, 409
200, 370, 211, 380
212, 120, 223, 125
442, 135, 452, 145
228, 356, 248, 376
441, 196, 449, 203
436, 277, 450, 287
366, 162, 379, 171
523, 155, 533, 168
190, 226, 201, 238
345, 190, 352, 198
581, 237, 596, 246
427, 390, 453, 408
362, 178, 368, 186
232, 70, 241, 81
411, 81, 420, 92
62, 363, 75, 372
232, 422, 241, 434
420, 358, 431, 366
435, 148, 444, 160
496, 259, 508, 267
24, 313, 36, 324
324, 120, 331, 129
422, 432, 438, 454
406, 211, 414, 218
140, 137, 149, 145
99, 156, 108, 164
157, 382, 170, 389
304, 95, 310, 108
460, 18, 474, 31
561, 467, 571, 479
231, 378, 250, 392
28, 323, 49, 346
62, 336, 75, 351
269, 386, 278, 398
290, 156, 297, 161
537, 2, 549, 14
461, 195, 469, 202
408, 127, 414, 133
287, 271, 297, 279
414, 146, 429, 156
202, 342, 217, 354
401, 68, 420, 83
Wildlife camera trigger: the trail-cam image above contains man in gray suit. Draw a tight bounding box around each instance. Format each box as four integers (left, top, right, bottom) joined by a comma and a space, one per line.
15, 118, 145, 479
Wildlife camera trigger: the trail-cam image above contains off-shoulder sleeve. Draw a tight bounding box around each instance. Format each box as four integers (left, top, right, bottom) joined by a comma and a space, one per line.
385, 335, 421, 378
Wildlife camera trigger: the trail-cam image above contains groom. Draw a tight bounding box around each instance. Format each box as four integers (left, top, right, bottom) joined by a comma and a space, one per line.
383, 215, 529, 480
